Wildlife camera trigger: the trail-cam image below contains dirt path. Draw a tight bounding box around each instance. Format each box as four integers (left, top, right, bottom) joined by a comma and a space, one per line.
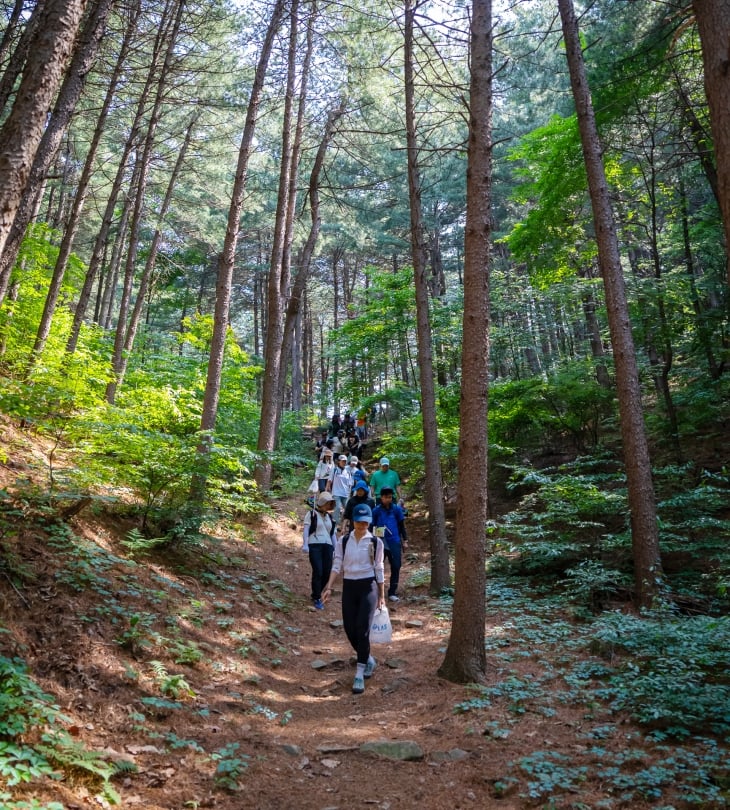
222, 508, 518, 810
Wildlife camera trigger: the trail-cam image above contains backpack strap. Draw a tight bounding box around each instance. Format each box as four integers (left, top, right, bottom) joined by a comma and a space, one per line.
342, 534, 378, 564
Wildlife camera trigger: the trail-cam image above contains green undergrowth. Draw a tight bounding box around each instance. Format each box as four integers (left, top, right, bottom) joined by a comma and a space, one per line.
0, 491, 299, 804
441, 579, 730, 807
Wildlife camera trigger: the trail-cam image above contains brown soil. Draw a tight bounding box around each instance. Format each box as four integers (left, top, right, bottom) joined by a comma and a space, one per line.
0, 421, 723, 809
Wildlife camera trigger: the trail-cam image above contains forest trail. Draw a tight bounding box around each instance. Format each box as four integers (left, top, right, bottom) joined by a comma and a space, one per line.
0, 433, 710, 810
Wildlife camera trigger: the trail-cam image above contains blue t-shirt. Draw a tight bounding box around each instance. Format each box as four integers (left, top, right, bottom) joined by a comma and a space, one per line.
371, 503, 405, 547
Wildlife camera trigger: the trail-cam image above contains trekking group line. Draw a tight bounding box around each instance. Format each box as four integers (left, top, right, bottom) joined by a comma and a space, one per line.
301, 417, 407, 694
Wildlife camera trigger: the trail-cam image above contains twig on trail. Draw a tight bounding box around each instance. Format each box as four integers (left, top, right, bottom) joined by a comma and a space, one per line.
1, 568, 29, 608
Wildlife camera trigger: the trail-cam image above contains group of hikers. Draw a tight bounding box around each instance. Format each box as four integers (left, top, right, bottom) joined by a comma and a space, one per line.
301, 417, 408, 695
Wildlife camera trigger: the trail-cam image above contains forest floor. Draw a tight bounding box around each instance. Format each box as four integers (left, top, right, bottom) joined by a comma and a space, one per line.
0, 423, 727, 809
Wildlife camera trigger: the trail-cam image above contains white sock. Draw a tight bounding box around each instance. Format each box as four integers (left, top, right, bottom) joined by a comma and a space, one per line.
356, 663, 366, 678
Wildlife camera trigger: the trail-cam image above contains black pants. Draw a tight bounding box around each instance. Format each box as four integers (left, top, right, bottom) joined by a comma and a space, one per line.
341, 577, 378, 664
308, 543, 333, 601
384, 542, 401, 597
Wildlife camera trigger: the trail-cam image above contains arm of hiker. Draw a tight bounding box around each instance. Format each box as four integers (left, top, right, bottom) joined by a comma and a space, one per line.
321, 536, 343, 603
302, 513, 311, 551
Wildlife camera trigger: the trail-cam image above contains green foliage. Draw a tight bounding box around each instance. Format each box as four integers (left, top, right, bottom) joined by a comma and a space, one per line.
0, 794, 64, 810
211, 742, 249, 792
0, 656, 119, 801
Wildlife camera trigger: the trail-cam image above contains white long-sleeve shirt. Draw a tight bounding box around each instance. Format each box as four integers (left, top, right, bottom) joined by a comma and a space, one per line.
331, 531, 384, 583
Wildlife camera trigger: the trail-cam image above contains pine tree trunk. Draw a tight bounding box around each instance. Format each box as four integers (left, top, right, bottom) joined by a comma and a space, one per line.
65, 0, 172, 354
404, 0, 449, 594
0, 0, 88, 289
558, 0, 662, 608
256, 0, 301, 489
105, 0, 185, 404
438, 0, 491, 685
692, 0, 730, 287
0, 0, 44, 116
194, 0, 287, 503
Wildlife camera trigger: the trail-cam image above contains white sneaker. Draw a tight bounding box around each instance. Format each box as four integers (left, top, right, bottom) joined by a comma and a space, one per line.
388, 594, 400, 602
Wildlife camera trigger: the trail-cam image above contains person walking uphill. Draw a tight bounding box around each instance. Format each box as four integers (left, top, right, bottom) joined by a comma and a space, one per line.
372, 487, 407, 603
302, 492, 337, 610
322, 503, 385, 694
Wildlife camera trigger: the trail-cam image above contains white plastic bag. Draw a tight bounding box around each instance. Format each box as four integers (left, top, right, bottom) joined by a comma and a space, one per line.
369, 607, 392, 644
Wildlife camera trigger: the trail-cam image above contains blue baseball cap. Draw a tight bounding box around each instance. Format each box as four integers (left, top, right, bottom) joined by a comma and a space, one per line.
352, 503, 372, 523
353, 479, 369, 492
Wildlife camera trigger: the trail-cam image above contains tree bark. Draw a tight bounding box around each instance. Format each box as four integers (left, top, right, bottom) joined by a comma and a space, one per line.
438, 0, 491, 685
403, 0, 450, 595
65, 0, 175, 355
0, 0, 44, 116
0, 0, 88, 276
255, 0, 301, 490
193, 0, 288, 503
558, 0, 663, 607
692, 0, 730, 287
0, 0, 113, 306
105, 0, 186, 404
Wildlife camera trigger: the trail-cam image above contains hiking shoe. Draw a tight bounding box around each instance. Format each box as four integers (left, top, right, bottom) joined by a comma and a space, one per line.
352, 675, 365, 694
364, 656, 376, 679
313, 599, 325, 610
388, 594, 400, 602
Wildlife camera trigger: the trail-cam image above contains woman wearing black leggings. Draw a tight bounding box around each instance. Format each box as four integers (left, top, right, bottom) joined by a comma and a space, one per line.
322, 503, 385, 694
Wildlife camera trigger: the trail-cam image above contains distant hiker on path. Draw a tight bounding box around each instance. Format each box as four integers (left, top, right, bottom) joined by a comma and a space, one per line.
322, 503, 385, 694
327, 454, 353, 529
369, 457, 403, 504
342, 478, 375, 536
372, 486, 407, 603
302, 492, 337, 610
314, 449, 334, 492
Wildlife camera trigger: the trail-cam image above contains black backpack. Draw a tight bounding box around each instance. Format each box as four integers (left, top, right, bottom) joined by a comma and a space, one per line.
308, 509, 336, 544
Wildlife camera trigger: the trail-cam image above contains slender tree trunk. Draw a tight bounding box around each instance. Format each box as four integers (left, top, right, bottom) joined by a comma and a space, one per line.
105, 0, 186, 404
0, 0, 44, 116
692, 0, 730, 287
0, 0, 27, 71
114, 112, 199, 389
194, 0, 288, 503
274, 100, 343, 426
0, 0, 88, 289
28, 0, 139, 365
438, 0, 491, 685
558, 0, 662, 607
0, 0, 113, 304
403, 0, 449, 594
66, 0, 175, 354
100, 194, 133, 328
256, 0, 301, 489
679, 177, 722, 378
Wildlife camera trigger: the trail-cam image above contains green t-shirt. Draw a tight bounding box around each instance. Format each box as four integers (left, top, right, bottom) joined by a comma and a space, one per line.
369, 468, 401, 498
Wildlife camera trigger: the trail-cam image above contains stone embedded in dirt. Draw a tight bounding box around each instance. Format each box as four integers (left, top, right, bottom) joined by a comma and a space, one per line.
381, 677, 409, 694
320, 758, 341, 768
311, 659, 329, 669
359, 740, 424, 761
316, 743, 359, 753
404, 619, 423, 628
125, 744, 164, 755
385, 658, 406, 669
280, 744, 303, 756
329, 619, 344, 628
429, 748, 470, 763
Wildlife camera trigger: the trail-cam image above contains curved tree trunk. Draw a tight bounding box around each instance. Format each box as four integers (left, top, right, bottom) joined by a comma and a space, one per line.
558, 0, 662, 608
438, 0, 492, 686
403, 0, 450, 595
